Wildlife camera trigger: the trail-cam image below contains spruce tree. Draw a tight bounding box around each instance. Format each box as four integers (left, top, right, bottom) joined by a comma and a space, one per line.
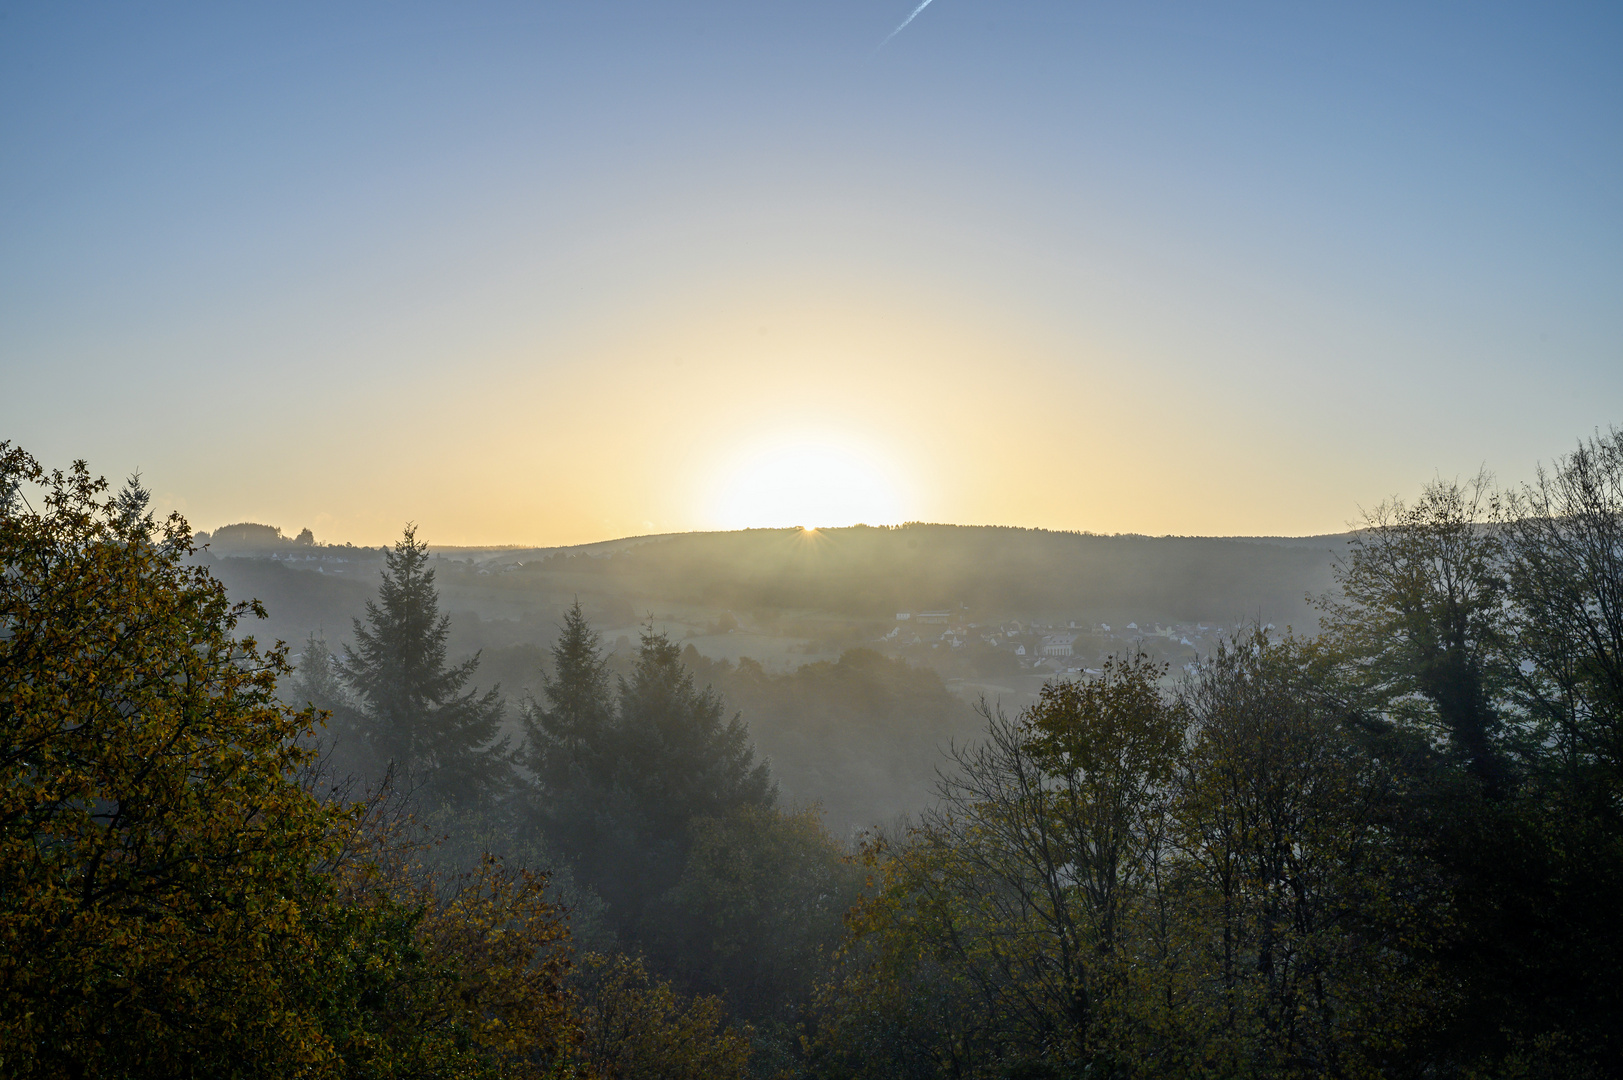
341, 525, 508, 807
289, 632, 347, 715
288, 631, 379, 783
615, 627, 774, 843
520, 600, 617, 874
523, 599, 615, 790
524, 612, 774, 935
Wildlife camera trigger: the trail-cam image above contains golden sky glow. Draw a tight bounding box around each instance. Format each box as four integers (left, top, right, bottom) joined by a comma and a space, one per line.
3, 5, 1619, 546
710, 435, 909, 531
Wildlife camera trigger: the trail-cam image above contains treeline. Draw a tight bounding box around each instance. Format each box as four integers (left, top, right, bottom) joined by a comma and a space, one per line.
282, 526, 872, 1075
4, 427, 1622, 1078
0, 446, 798, 1079
809, 436, 1623, 1079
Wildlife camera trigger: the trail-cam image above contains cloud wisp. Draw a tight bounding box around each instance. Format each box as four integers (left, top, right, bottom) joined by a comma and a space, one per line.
879, 0, 939, 48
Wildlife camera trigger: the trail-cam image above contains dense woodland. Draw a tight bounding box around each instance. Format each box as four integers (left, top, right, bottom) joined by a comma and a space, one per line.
3, 428, 1622, 1078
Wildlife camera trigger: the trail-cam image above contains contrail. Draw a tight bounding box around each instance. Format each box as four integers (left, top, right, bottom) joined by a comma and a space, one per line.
879, 0, 938, 47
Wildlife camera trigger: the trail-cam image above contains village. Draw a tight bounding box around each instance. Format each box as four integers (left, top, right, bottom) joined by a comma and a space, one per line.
883, 608, 1261, 680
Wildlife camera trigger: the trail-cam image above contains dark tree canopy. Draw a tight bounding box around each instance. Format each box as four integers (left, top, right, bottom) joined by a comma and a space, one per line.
341, 525, 507, 807
1317, 473, 1512, 793
523, 598, 615, 794
614, 626, 775, 843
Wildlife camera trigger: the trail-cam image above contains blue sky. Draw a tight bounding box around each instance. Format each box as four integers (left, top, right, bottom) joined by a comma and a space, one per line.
2, 2, 1619, 543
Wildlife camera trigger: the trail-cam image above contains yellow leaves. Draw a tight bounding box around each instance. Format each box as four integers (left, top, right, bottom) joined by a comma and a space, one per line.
573, 951, 752, 1080
1, 446, 354, 1078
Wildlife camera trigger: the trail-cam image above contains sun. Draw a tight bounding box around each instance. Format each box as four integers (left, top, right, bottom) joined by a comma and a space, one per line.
711, 438, 906, 530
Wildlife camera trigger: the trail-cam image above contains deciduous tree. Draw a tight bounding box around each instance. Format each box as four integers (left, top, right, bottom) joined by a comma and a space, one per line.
0, 445, 346, 1077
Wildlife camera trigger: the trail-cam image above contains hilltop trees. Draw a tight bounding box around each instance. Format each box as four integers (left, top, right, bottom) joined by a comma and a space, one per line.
341, 525, 507, 807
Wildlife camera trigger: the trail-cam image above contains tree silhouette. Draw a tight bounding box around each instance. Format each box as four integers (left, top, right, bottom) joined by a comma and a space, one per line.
342, 525, 508, 807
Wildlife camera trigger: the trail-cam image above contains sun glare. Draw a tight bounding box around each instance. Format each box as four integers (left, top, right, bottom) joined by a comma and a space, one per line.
712, 439, 905, 530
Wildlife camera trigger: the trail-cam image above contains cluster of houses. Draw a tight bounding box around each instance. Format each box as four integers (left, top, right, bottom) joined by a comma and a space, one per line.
884, 610, 1240, 674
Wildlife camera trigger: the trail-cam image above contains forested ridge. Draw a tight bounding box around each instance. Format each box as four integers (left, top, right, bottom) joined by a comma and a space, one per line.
3, 429, 1622, 1078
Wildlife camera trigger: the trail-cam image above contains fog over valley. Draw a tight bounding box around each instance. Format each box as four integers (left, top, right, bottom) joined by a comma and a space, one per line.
5, 3, 1620, 1076
201, 522, 1345, 833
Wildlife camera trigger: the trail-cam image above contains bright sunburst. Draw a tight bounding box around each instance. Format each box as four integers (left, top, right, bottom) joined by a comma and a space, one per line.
711, 438, 905, 530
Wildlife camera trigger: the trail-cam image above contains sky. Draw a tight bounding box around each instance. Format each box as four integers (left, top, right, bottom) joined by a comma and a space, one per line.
2, 1, 1619, 545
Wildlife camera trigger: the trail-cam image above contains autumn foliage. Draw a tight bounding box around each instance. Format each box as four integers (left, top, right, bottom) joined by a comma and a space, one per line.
0, 446, 580, 1079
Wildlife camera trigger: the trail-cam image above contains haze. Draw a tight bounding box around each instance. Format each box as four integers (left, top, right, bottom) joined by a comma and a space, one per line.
3, 2, 1620, 544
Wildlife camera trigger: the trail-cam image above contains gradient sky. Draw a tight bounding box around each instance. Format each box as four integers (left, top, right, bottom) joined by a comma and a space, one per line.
3, 2, 1619, 545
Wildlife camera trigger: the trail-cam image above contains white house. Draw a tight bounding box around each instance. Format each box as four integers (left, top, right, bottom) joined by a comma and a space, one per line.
1040, 634, 1078, 658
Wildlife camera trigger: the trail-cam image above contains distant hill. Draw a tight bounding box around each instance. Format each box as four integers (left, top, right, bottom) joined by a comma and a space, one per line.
506, 524, 1349, 629
209, 523, 1353, 832
203, 523, 1350, 657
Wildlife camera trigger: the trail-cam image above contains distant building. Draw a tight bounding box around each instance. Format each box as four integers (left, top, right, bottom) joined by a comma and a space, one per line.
1040, 634, 1077, 657
917, 611, 951, 624
896, 612, 911, 621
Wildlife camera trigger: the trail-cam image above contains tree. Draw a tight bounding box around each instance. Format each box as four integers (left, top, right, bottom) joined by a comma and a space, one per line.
1317, 473, 1512, 794
1, 449, 598, 1079
1167, 630, 1435, 1079
1484, 429, 1623, 1073
1501, 427, 1623, 797
571, 627, 774, 929
341, 525, 508, 808
0, 445, 347, 1077
812, 655, 1186, 1078
573, 952, 754, 1080
614, 626, 774, 847
645, 805, 863, 1028
521, 599, 615, 809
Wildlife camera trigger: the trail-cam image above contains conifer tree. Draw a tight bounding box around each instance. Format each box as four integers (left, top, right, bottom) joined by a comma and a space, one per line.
524, 613, 774, 936
341, 525, 508, 807
615, 627, 774, 843
523, 599, 615, 791
288, 631, 380, 783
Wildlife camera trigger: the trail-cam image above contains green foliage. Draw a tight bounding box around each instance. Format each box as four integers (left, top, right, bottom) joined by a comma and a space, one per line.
613, 626, 775, 846
810, 655, 1186, 1078
522, 617, 775, 937
647, 805, 864, 1025
0, 446, 344, 1076
14, 430, 1623, 1080
810, 639, 1440, 1080
524, 600, 615, 792
1316, 473, 1511, 790
341, 526, 509, 808
1500, 427, 1623, 795
573, 951, 753, 1080
0, 446, 582, 1079
1158, 631, 1438, 1078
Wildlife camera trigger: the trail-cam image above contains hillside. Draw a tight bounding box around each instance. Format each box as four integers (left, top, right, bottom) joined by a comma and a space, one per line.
204, 523, 1350, 831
